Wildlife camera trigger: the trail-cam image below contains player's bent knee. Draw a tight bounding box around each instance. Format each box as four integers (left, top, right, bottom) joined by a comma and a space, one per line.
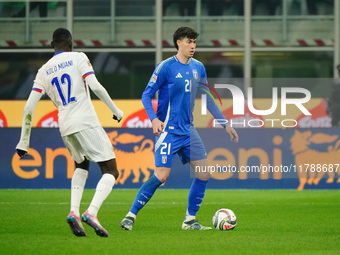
154, 167, 170, 182
98, 158, 119, 179
75, 158, 90, 171
112, 168, 119, 180
196, 171, 211, 181
155, 174, 167, 183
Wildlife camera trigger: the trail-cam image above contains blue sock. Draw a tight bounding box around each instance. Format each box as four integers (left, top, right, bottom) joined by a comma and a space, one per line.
187, 178, 208, 217
129, 174, 163, 215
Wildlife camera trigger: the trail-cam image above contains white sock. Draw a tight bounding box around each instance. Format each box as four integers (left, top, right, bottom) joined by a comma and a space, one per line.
88, 174, 115, 217
70, 168, 88, 217
185, 210, 195, 221
126, 211, 136, 219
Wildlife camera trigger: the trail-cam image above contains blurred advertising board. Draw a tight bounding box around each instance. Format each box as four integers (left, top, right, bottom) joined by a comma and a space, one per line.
0, 98, 331, 128
1, 128, 339, 190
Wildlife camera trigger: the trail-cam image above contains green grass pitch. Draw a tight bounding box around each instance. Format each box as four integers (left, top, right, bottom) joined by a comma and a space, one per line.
1, 189, 339, 255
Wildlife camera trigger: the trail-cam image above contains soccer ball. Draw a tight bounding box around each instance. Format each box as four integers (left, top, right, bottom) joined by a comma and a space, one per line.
212, 208, 237, 230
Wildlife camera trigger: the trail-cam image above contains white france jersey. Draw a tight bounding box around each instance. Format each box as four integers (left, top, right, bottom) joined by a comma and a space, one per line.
32, 51, 102, 136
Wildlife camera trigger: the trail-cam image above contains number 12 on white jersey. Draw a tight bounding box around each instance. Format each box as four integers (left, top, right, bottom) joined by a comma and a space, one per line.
51, 73, 76, 106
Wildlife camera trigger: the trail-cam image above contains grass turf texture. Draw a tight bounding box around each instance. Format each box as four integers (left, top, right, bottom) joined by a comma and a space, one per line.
0, 189, 339, 255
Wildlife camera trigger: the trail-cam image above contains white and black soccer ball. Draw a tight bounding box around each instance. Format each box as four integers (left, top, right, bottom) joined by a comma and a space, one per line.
212, 208, 237, 230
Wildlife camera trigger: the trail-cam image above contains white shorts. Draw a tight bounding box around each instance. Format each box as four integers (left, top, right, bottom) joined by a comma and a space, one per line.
62, 127, 115, 164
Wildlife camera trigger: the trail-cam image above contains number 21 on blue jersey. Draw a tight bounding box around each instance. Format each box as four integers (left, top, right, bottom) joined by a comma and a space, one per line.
185, 79, 191, 92
160, 142, 171, 155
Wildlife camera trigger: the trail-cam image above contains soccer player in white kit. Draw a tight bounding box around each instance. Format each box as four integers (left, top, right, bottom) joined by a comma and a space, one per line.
16, 28, 123, 237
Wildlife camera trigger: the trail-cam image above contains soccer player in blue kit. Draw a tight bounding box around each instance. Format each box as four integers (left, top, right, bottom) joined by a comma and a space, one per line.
120, 27, 238, 230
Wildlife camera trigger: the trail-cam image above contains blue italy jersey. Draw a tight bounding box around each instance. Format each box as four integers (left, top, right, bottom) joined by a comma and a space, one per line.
142, 55, 226, 135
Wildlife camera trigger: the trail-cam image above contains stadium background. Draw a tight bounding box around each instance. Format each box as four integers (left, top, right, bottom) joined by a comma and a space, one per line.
0, 0, 340, 191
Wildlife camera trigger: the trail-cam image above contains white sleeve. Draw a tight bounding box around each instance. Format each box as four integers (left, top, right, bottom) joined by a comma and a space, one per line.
85, 74, 123, 120
16, 91, 43, 151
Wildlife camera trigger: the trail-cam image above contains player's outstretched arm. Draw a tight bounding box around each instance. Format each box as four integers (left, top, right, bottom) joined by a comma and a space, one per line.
16, 91, 42, 157
225, 123, 239, 143
85, 74, 123, 122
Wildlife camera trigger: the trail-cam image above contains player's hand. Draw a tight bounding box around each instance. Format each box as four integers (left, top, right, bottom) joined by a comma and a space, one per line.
113, 109, 123, 123
16, 149, 27, 158
113, 115, 122, 123
225, 123, 239, 143
151, 118, 164, 136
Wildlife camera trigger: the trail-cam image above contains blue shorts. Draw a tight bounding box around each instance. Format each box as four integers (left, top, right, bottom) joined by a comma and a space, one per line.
154, 126, 207, 167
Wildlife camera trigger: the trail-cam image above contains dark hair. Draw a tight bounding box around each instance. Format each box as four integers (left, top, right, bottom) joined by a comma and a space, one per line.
173, 27, 199, 50
52, 28, 72, 45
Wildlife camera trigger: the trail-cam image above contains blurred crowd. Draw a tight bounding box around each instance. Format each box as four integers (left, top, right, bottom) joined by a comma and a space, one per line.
0, 0, 334, 18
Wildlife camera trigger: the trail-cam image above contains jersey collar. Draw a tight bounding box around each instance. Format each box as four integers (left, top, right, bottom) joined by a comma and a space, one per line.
174, 55, 191, 65
53, 51, 65, 56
